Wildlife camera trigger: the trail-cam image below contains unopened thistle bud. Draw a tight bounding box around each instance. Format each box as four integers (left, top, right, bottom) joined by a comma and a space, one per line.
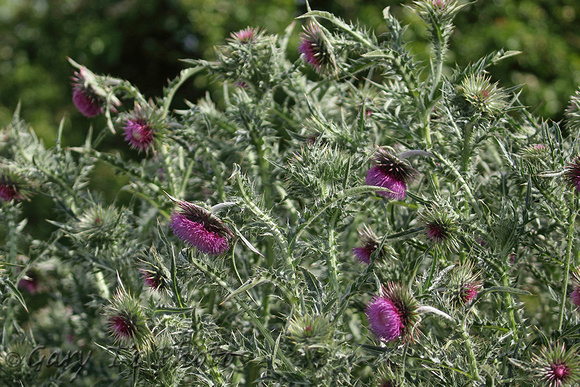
531, 343, 580, 387
565, 90, 580, 131
105, 288, 150, 349
564, 156, 580, 193
366, 282, 419, 343
169, 200, 233, 255
288, 314, 333, 345
352, 226, 386, 265
460, 74, 507, 115
298, 23, 336, 75
366, 148, 417, 200
419, 203, 460, 252
74, 204, 124, 245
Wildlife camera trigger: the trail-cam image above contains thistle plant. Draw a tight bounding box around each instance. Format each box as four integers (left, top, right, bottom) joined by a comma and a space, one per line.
4, 1, 580, 385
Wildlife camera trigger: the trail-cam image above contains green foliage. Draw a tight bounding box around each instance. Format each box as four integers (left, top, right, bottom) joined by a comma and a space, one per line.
4, 1, 580, 386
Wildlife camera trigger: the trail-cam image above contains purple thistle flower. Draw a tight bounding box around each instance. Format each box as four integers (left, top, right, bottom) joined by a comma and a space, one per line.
532, 343, 580, 387
230, 27, 259, 44
564, 157, 580, 193
105, 288, 150, 349
169, 201, 233, 255
17, 270, 40, 294
0, 176, 22, 202
298, 23, 334, 74
365, 148, 417, 200
419, 204, 460, 252
71, 69, 104, 117
140, 268, 166, 291
352, 226, 385, 265
424, 219, 450, 243
460, 283, 480, 304
108, 312, 138, 343
366, 282, 419, 343
124, 118, 155, 152
366, 296, 403, 342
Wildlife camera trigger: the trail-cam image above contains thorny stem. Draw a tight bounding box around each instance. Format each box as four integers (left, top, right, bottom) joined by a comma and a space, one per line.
461, 122, 474, 173
459, 321, 480, 381
234, 172, 293, 272
558, 192, 578, 331
327, 209, 341, 294
502, 272, 518, 335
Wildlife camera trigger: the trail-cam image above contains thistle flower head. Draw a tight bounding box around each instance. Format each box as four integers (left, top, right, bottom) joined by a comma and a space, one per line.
366, 148, 417, 200
288, 314, 333, 345
352, 225, 386, 265
105, 288, 150, 349
169, 200, 233, 255
122, 102, 165, 153
366, 282, 419, 343
531, 343, 580, 387
414, 0, 464, 18
564, 156, 580, 193
140, 266, 167, 292
74, 204, 124, 245
229, 27, 260, 44
0, 173, 25, 202
460, 74, 507, 115
565, 90, 580, 131
449, 262, 482, 306
17, 269, 40, 294
298, 22, 336, 75
419, 203, 460, 252
71, 67, 105, 117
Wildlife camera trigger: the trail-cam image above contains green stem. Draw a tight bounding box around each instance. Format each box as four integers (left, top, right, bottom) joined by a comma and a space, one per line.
502, 272, 517, 334
558, 193, 578, 331
461, 122, 474, 173
327, 209, 340, 294
459, 321, 480, 381
234, 172, 292, 271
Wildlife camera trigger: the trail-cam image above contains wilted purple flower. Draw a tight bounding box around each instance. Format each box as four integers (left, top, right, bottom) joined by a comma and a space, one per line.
298, 23, 335, 74
531, 343, 580, 387
366, 282, 419, 343
366, 148, 417, 200
352, 226, 385, 265
169, 201, 233, 255
564, 157, 580, 193
71, 68, 104, 117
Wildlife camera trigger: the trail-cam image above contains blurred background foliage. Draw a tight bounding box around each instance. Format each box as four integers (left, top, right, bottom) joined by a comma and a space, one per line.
1, 0, 580, 238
